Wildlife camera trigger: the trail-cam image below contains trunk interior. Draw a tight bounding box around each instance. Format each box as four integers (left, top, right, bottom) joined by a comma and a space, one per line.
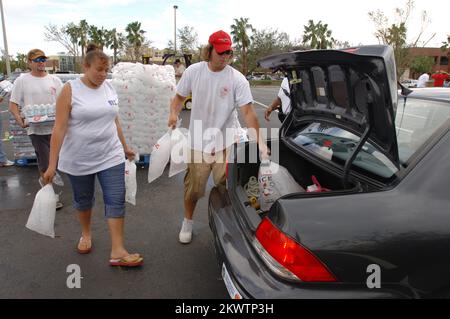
234, 138, 369, 214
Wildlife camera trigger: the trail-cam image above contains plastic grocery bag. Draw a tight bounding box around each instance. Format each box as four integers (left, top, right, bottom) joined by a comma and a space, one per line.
258, 160, 305, 211
169, 128, 188, 177
26, 184, 57, 238
148, 129, 172, 183
125, 159, 137, 205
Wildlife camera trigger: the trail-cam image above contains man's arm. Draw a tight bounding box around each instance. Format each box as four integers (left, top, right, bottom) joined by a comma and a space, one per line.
240, 103, 270, 159
168, 93, 186, 129
9, 101, 27, 128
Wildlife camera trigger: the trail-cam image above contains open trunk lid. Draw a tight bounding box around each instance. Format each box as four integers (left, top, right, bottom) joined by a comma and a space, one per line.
258, 45, 400, 168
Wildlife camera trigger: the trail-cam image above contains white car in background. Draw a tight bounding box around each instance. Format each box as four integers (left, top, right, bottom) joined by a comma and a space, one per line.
401, 79, 418, 88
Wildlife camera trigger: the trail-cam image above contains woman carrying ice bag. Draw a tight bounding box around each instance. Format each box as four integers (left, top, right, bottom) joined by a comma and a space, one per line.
42, 43, 143, 268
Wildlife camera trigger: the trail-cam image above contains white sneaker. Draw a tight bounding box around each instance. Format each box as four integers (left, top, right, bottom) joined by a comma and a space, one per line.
0, 159, 14, 167
179, 218, 193, 244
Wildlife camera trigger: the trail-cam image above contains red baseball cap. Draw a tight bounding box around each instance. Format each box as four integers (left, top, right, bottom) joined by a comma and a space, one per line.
208, 30, 232, 53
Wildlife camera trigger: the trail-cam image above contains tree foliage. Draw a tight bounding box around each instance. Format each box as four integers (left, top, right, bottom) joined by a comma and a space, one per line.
442, 35, 450, 50
44, 23, 80, 58
231, 17, 255, 75
410, 56, 435, 74
245, 28, 294, 73
302, 20, 335, 49
125, 21, 146, 62
105, 28, 126, 65
368, 0, 434, 78
88, 25, 108, 51
178, 26, 198, 54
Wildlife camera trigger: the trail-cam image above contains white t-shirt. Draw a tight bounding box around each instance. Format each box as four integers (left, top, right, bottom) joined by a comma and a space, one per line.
57, 78, 124, 176
417, 73, 430, 88
10, 73, 63, 135
278, 77, 291, 114
176, 62, 253, 153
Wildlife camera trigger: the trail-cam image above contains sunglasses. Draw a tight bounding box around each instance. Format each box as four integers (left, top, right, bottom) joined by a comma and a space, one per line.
32, 57, 47, 63
218, 50, 233, 56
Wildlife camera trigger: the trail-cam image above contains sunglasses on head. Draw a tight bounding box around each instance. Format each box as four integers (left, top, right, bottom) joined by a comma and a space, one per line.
32, 57, 47, 63
218, 50, 233, 56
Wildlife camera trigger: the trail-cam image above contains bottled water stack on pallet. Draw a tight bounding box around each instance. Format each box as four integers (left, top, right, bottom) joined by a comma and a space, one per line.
2, 80, 37, 163
9, 113, 36, 161
111, 62, 176, 157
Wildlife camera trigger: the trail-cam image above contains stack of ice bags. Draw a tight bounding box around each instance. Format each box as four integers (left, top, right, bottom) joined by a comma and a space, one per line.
111, 62, 176, 155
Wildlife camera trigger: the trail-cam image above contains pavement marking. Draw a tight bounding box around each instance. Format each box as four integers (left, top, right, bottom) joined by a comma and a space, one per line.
253, 100, 268, 108
254, 100, 280, 113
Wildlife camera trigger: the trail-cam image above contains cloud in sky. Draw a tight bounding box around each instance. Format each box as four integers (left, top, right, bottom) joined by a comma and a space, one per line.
1, 0, 448, 56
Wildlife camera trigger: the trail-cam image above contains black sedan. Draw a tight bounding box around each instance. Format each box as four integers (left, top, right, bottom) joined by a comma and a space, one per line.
208, 45, 450, 299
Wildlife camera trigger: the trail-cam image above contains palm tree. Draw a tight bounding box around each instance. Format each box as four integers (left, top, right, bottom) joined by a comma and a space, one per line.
230, 17, 254, 75
65, 22, 81, 51
125, 21, 146, 62
302, 20, 335, 49
65, 23, 81, 71
78, 20, 89, 59
88, 26, 108, 51
105, 28, 126, 65
15, 53, 27, 70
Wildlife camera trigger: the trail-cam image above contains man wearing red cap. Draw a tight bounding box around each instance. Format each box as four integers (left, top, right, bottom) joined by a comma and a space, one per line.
168, 30, 269, 244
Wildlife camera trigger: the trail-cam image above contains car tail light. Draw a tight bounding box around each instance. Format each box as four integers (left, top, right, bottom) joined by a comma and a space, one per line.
254, 217, 337, 282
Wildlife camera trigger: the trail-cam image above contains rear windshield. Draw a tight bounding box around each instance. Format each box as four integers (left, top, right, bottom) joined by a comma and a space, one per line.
288, 97, 450, 179
396, 97, 450, 164
290, 123, 399, 178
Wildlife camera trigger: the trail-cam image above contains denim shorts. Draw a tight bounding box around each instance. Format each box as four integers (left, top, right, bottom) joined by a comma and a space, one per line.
66, 162, 126, 218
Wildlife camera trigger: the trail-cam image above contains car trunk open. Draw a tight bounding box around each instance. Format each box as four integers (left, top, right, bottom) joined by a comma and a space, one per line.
230, 45, 400, 219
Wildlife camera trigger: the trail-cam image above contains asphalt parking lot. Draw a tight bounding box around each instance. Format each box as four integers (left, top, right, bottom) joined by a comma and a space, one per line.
0, 86, 280, 299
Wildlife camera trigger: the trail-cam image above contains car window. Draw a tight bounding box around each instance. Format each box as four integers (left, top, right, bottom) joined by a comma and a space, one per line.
289, 123, 399, 178
396, 97, 450, 164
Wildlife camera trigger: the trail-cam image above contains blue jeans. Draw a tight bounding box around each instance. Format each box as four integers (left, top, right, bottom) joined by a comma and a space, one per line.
67, 162, 126, 218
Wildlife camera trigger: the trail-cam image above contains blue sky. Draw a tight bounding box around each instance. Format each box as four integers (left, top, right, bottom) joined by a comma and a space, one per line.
2, 0, 449, 56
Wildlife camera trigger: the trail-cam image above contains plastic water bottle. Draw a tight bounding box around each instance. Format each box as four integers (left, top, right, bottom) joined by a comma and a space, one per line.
39, 104, 45, 116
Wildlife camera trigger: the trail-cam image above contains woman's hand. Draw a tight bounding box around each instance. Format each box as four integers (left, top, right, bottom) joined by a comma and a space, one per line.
124, 147, 136, 161
42, 168, 56, 185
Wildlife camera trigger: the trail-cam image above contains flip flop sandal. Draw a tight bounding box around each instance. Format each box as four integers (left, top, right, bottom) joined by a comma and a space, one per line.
109, 254, 143, 267
77, 237, 92, 254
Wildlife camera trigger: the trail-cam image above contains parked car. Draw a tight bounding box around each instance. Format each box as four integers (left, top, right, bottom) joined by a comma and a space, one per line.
53, 73, 82, 83
401, 79, 418, 88
208, 45, 450, 299
6, 71, 27, 83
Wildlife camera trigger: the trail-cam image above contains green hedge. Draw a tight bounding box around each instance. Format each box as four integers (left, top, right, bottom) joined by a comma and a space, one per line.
249, 80, 282, 86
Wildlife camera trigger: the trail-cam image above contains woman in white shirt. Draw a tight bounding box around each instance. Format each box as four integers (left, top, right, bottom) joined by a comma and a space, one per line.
43, 44, 143, 267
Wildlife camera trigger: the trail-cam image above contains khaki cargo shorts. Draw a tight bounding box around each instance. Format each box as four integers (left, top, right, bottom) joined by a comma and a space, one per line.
184, 148, 230, 202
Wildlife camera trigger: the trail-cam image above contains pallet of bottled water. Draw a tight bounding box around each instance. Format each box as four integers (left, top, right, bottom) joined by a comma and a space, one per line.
23, 103, 56, 124
0, 80, 13, 98
8, 113, 36, 163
